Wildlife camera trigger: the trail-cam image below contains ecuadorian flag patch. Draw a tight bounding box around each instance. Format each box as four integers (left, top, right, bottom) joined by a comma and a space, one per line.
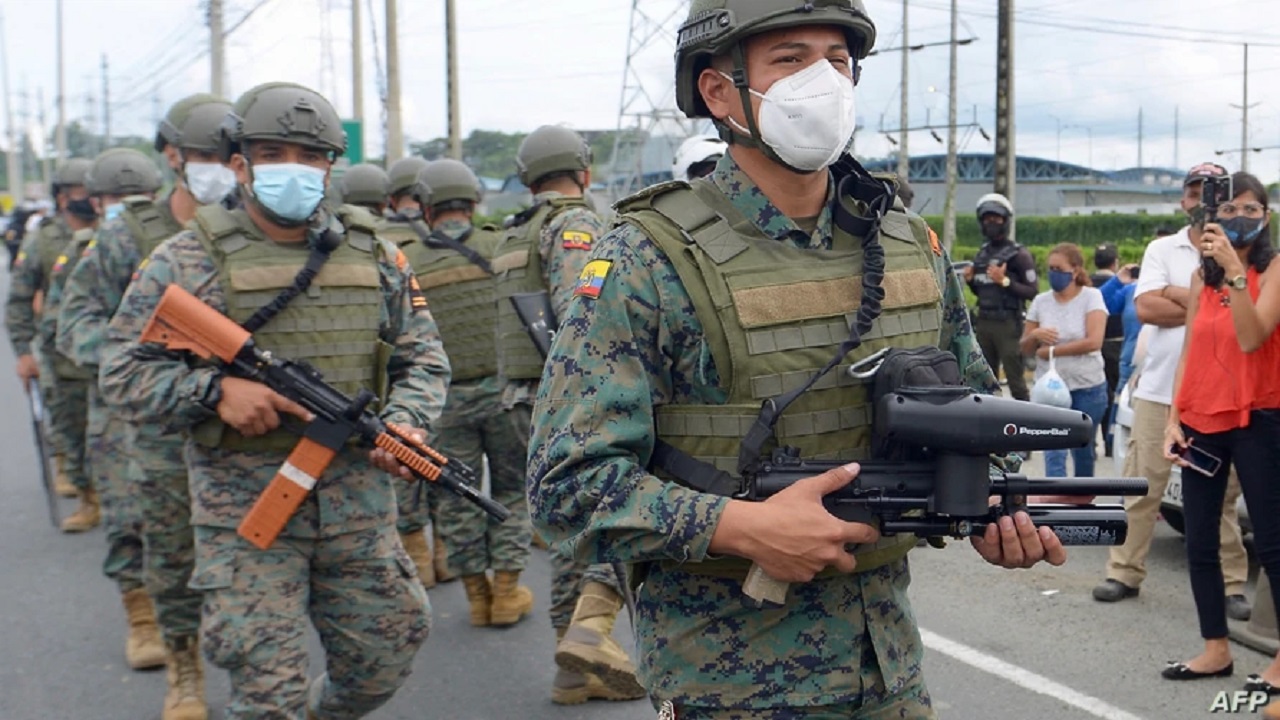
573, 260, 612, 299
81, 239, 96, 257
562, 230, 594, 251
52, 254, 68, 273
131, 258, 149, 283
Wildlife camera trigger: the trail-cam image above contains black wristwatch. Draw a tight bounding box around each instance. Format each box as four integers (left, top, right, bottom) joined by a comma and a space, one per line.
1228, 274, 1247, 291
197, 373, 224, 412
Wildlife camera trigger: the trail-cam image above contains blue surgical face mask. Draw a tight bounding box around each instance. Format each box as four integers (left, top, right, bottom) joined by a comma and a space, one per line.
249, 163, 327, 223
1221, 216, 1267, 248
1049, 269, 1074, 293
104, 202, 124, 222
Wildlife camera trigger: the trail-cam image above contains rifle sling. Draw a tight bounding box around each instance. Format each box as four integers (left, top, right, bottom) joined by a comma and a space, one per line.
405, 219, 494, 276
241, 229, 341, 334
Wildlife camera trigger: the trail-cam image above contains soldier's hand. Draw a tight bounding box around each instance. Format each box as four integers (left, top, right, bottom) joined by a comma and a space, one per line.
988, 262, 1007, 284
16, 354, 39, 384
710, 463, 880, 583
216, 377, 313, 437
971, 511, 1067, 569
370, 426, 425, 479
963, 264, 976, 282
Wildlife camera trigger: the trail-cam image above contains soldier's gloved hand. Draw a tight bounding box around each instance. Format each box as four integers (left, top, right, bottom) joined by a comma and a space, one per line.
709, 462, 879, 583
370, 426, 425, 479
216, 377, 313, 437
987, 261, 1007, 285
16, 354, 39, 383
970, 510, 1067, 569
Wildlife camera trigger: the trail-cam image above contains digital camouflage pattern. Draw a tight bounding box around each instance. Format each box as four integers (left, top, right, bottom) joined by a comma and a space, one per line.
190, 524, 429, 720
527, 152, 996, 711
86, 386, 146, 593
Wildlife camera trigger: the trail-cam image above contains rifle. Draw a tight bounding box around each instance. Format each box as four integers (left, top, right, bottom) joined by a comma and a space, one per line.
138, 284, 511, 550
716, 387, 1148, 608
24, 378, 60, 527
509, 291, 557, 360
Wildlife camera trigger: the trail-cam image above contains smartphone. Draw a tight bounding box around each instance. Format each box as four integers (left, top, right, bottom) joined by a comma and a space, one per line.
1170, 443, 1223, 477
1131, 266, 1140, 279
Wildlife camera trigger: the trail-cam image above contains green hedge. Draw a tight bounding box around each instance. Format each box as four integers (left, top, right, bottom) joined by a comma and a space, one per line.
921, 213, 1189, 248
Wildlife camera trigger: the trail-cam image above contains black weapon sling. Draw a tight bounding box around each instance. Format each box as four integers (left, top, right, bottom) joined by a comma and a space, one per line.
240, 228, 343, 333
400, 216, 494, 276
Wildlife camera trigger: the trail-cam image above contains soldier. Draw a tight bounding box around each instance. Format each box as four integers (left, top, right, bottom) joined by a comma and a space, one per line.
99, 82, 443, 719
400, 159, 535, 628
5, 159, 97, 522
963, 193, 1038, 401
526, 2, 1068, 717
671, 135, 727, 181
58, 93, 236, 720
339, 163, 390, 216
493, 124, 645, 704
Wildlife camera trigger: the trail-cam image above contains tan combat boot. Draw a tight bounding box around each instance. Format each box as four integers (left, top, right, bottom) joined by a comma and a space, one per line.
530, 533, 550, 551
489, 570, 534, 626
554, 582, 645, 697
122, 589, 166, 670
551, 627, 646, 705
61, 488, 101, 533
162, 636, 207, 720
53, 455, 76, 497
460, 574, 493, 627
399, 529, 435, 589
432, 528, 457, 583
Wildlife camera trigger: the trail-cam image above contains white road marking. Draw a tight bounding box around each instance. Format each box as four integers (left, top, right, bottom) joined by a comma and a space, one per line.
921, 628, 1148, 720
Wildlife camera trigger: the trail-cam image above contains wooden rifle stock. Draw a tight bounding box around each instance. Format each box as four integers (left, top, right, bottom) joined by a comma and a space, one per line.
239, 437, 338, 550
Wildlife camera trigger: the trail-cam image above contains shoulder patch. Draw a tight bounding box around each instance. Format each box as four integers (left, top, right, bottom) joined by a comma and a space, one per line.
131, 257, 149, 283
574, 260, 612, 299
52, 254, 68, 273
81, 239, 97, 257
562, 230, 594, 251
927, 226, 942, 257
14, 250, 25, 267
395, 248, 408, 272
408, 274, 428, 310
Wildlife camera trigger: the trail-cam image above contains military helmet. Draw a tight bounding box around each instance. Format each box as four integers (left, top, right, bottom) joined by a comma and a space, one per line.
516, 125, 592, 187
675, 0, 877, 119
340, 163, 391, 206
219, 82, 346, 162
85, 148, 163, 196
155, 93, 233, 152
413, 158, 483, 209
975, 192, 1014, 221
52, 158, 93, 191
388, 156, 430, 198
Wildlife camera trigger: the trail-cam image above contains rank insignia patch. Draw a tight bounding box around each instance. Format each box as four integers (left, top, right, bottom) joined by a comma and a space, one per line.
409, 274, 428, 309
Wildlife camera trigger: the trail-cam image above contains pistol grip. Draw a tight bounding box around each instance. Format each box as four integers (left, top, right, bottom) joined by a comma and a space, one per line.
237, 438, 337, 550
742, 563, 789, 610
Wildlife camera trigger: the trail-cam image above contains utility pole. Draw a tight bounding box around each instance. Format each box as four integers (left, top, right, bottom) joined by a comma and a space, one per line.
445, 0, 461, 160
55, 0, 66, 165
101, 53, 110, 148
385, 0, 403, 162
351, 0, 363, 124
1229, 43, 1259, 174
38, 87, 50, 188
0, 9, 18, 200
1174, 105, 1179, 170
897, 0, 908, 182
942, 0, 959, 251
209, 0, 225, 97
993, 0, 1015, 236
1137, 107, 1143, 168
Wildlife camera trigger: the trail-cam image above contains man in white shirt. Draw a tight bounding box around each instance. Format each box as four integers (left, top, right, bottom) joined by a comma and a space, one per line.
1093, 163, 1251, 621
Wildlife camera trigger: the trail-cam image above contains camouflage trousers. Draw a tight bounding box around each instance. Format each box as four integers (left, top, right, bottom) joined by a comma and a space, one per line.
189, 524, 430, 720
394, 471, 437, 536
132, 425, 201, 643
86, 386, 143, 593
39, 357, 91, 492
508, 403, 619, 628
432, 383, 532, 575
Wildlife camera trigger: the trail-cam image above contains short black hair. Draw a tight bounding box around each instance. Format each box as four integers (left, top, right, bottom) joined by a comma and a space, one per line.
1093, 243, 1118, 270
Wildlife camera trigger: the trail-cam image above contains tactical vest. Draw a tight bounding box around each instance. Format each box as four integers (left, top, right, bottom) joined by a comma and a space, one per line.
34, 218, 70, 293
617, 179, 946, 577
972, 241, 1024, 320
120, 195, 182, 261
191, 205, 387, 453
492, 196, 590, 381
48, 228, 96, 380
398, 224, 501, 382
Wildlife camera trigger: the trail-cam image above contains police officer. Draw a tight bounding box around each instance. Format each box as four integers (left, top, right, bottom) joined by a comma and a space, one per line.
58, 94, 236, 720
339, 163, 391, 216
493, 125, 646, 704
401, 159, 536, 628
100, 82, 444, 719
964, 193, 1037, 401
672, 135, 728, 181
526, 2, 1067, 716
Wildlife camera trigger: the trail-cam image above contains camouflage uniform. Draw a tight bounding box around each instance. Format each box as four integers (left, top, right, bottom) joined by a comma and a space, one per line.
57, 194, 198, 642
527, 153, 999, 716
495, 190, 622, 631
99, 205, 446, 719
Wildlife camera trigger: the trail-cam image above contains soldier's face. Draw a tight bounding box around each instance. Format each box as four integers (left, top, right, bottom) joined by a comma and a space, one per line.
232, 141, 332, 187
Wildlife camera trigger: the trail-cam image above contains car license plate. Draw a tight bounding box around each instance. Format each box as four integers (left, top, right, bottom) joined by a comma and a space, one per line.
1163, 472, 1183, 506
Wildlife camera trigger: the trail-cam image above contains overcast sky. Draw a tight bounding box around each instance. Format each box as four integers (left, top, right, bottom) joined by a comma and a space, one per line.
5, 0, 1280, 177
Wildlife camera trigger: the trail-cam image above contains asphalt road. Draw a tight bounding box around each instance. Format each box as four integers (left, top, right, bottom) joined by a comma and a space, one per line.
0, 263, 1270, 720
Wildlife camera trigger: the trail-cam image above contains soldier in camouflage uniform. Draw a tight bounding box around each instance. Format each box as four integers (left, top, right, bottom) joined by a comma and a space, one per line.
492, 125, 645, 704
5, 159, 98, 528
59, 94, 236, 720
99, 82, 443, 720
526, 2, 1069, 718
402, 159, 535, 628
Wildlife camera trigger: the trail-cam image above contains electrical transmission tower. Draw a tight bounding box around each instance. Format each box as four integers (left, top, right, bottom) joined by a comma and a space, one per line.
607, 0, 709, 196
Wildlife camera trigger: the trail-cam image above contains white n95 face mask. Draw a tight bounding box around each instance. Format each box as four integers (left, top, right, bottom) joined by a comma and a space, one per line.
185, 162, 238, 206
723, 59, 857, 173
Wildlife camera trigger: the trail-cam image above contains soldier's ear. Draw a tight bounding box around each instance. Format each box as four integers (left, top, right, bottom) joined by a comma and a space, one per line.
229, 154, 251, 187
699, 67, 736, 123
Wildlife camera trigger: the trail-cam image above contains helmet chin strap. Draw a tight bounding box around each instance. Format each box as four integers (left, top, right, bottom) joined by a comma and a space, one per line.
718, 43, 823, 176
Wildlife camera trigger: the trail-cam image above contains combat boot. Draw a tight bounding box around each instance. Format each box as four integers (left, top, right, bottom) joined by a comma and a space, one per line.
162, 636, 207, 720
399, 529, 436, 589
121, 588, 166, 670
531, 533, 550, 551
555, 582, 645, 697
53, 454, 76, 497
61, 488, 101, 533
432, 528, 457, 583
551, 627, 646, 705
489, 570, 534, 626
461, 574, 493, 627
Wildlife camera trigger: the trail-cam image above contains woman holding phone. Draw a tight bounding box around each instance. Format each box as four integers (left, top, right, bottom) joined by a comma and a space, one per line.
1162, 172, 1280, 699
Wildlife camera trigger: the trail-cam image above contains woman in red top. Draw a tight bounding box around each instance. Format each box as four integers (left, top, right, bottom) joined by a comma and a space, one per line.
1161, 173, 1280, 703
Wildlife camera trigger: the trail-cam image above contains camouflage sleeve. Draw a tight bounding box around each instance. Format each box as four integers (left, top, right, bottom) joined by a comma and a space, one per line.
377, 239, 450, 434
4, 233, 43, 355
539, 206, 608, 319
56, 222, 140, 366
527, 223, 730, 565
98, 232, 224, 426
925, 230, 998, 395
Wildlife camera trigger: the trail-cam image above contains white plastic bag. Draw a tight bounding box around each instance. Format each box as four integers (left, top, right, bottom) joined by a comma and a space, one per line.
1030, 346, 1073, 408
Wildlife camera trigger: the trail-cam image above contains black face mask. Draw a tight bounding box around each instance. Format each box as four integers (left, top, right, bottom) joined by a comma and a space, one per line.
65, 198, 97, 221
982, 223, 1007, 242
